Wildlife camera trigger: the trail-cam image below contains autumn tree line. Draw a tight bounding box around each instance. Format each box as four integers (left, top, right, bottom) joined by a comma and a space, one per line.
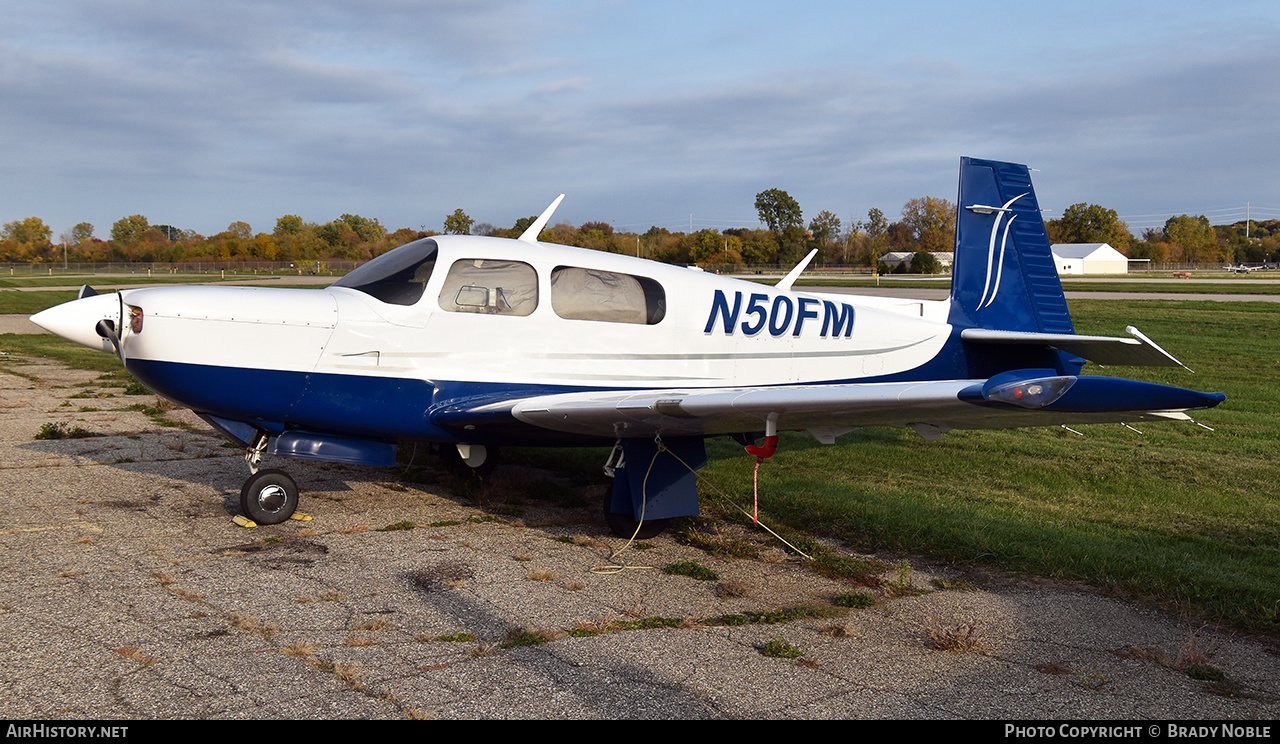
1043, 203, 1279, 266
1, 194, 1274, 270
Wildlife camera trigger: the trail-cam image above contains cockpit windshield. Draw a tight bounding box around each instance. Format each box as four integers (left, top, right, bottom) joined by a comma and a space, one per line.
333, 238, 438, 305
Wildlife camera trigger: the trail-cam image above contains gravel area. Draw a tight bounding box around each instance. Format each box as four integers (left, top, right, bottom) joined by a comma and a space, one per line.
0, 349, 1277, 720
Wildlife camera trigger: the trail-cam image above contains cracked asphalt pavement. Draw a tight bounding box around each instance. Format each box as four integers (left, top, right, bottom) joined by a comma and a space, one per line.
1, 351, 1278, 719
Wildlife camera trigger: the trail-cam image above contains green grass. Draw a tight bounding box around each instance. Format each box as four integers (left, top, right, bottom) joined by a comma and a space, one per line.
834, 591, 876, 609
0, 333, 133, 378
759, 636, 804, 659
6, 297, 1280, 633
35, 421, 102, 440
433, 298, 1280, 633
696, 300, 1280, 632
0, 280, 331, 315
662, 560, 719, 581
1063, 281, 1280, 295
0, 274, 263, 289
0, 290, 82, 315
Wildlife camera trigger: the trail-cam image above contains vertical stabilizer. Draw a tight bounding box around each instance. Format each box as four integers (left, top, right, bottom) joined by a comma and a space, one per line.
947, 158, 1073, 333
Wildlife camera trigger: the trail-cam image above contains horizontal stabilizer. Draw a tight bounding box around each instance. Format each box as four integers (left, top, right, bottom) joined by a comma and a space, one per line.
960, 326, 1188, 369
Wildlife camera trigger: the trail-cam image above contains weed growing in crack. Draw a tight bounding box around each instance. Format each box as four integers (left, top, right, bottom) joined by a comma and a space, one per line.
36, 421, 101, 440
281, 641, 318, 658
834, 591, 875, 609
663, 560, 718, 581
925, 621, 986, 653
1076, 668, 1108, 692
500, 628, 557, 648
759, 637, 803, 659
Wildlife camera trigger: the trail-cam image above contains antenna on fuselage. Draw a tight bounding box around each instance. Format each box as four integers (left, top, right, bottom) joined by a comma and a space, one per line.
774, 248, 818, 292
518, 194, 566, 243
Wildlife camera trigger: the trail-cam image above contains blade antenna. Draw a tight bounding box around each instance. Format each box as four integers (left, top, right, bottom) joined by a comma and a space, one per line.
518, 194, 566, 243
775, 249, 818, 292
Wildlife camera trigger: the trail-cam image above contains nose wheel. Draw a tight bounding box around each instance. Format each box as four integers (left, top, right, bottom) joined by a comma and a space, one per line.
240, 469, 299, 525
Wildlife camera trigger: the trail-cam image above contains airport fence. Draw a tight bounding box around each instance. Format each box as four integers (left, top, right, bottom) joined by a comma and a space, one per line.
0, 260, 1260, 278
0, 261, 360, 276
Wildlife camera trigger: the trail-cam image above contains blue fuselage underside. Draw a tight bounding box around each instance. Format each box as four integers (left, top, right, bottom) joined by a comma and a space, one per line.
125, 329, 1085, 449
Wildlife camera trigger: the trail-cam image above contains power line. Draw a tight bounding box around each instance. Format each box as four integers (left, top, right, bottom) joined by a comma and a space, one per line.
613, 215, 761, 232
1118, 204, 1280, 230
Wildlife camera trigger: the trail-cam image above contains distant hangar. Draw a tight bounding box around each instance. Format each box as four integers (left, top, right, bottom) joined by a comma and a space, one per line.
1050, 243, 1129, 275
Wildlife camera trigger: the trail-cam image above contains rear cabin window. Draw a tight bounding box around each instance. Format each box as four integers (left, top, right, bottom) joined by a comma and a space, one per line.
437, 259, 538, 316
550, 266, 666, 325
333, 238, 438, 306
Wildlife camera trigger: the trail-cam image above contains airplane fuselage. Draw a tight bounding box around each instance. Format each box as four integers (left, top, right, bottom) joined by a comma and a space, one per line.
29, 158, 1225, 529
105, 236, 961, 446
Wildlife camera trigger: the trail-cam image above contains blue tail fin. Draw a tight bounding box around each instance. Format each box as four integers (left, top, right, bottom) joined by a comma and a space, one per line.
947, 157, 1073, 334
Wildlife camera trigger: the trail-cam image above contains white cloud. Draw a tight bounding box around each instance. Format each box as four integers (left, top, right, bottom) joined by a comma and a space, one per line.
1, 1, 1277, 234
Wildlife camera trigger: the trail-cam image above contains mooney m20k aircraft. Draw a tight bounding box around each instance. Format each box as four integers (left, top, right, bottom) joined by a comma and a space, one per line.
32, 158, 1224, 535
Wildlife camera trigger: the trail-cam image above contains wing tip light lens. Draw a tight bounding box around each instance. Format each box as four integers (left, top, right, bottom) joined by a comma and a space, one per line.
985, 377, 1074, 408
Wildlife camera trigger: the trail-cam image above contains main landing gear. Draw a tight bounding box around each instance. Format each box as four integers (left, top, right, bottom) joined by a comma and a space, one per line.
239, 433, 300, 525
600, 441, 674, 539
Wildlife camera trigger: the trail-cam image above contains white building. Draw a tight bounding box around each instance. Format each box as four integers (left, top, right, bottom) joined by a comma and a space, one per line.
1050, 243, 1129, 275
877, 251, 953, 272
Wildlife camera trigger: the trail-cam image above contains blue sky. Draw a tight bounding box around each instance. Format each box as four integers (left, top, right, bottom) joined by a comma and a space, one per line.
2, 1, 1277, 240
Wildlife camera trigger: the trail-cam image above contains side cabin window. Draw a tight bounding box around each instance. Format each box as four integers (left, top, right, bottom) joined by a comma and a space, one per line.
550, 266, 666, 325
333, 238, 438, 306
438, 259, 538, 316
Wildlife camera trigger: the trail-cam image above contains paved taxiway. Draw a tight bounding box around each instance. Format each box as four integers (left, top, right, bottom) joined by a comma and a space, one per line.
1, 349, 1279, 719
813, 286, 1280, 303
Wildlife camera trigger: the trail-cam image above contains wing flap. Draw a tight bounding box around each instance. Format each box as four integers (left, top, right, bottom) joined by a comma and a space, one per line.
511, 380, 978, 438
505, 375, 1221, 440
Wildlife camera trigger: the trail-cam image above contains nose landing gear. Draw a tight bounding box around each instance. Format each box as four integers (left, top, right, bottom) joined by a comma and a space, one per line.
239, 432, 300, 525
240, 469, 300, 525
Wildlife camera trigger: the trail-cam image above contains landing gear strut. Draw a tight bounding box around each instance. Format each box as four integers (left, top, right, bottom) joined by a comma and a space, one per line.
239, 432, 299, 524
600, 441, 673, 539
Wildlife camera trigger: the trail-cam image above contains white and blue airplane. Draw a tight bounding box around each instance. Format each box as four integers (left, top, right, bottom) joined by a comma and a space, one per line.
31, 158, 1224, 535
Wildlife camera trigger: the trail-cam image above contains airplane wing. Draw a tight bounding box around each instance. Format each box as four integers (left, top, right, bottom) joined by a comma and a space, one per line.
442, 373, 1224, 442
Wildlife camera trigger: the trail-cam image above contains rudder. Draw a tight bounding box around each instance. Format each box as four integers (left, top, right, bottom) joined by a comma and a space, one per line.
947, 157, 1073, 334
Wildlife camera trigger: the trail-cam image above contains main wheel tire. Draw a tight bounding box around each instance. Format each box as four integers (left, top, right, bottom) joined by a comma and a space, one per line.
240, 469, 299, 525
602, 495, 671, 539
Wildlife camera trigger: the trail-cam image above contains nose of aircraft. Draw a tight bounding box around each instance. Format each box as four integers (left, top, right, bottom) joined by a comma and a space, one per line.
29, 292, 124, 353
